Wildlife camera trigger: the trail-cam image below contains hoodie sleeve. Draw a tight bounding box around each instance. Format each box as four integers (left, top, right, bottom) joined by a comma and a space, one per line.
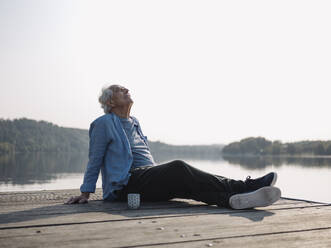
80, 118, 111, 193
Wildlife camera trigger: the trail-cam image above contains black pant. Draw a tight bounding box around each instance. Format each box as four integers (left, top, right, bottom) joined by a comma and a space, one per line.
115, 160, 249, 208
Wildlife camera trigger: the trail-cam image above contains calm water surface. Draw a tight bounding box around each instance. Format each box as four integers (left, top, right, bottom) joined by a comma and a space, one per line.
1, 153, 330, 203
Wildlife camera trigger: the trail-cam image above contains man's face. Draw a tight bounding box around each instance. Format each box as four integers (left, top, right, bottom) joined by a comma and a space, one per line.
109, 85, 133, 108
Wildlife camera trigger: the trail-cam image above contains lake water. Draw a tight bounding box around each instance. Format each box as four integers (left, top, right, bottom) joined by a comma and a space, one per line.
1, 152, 331, 203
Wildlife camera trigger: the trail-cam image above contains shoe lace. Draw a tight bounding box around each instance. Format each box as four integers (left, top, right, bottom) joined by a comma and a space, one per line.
245, 176, 260, 188
244, 175, 257, 190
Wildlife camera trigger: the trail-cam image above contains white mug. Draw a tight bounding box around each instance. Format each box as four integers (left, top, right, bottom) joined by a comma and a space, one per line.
127, 193, 140, 209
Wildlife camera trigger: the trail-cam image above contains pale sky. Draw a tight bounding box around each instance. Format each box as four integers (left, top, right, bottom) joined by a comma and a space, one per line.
0, 0, 330, 145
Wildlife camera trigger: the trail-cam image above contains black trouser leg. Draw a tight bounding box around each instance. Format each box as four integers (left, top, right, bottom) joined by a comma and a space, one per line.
116, 160, 249, 208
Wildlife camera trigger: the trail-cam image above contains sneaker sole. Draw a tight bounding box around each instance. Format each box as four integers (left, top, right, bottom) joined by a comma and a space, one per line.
270, 172, 277, 186
229, 186, 281, 209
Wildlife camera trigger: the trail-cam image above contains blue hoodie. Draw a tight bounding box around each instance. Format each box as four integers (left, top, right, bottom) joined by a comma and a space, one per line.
80, 113, 151, 200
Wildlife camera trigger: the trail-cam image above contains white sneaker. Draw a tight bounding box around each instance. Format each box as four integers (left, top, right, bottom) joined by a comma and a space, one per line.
229, 186, 281, 209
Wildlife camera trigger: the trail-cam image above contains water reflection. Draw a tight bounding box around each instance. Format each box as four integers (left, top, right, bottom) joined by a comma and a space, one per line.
0, 151, 222, 186
222, 155, 331, 169
152, 151, 224, 164
1, 152, 331, 186
0, 152, 88, 185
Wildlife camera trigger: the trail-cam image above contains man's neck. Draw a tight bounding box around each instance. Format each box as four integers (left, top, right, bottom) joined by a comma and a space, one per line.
111, 105, 132, 119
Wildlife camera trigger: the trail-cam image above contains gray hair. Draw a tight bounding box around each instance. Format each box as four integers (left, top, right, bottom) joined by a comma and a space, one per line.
98, 86, 113, 114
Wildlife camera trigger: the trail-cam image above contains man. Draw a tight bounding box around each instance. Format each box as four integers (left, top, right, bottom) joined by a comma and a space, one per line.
66, 85, 281, 209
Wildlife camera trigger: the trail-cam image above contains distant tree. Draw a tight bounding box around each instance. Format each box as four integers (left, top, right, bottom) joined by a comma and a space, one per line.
222, 137, 331, 156
286, 143, 296, 155
223, 137, 272, 155
325, 143, 331, 155
271, 141, 282, 155
314, 142, 326, 155
0, 142, 14, 155
0, 118, 89, 153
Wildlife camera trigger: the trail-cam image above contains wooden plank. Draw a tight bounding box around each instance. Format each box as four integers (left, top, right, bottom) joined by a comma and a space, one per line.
1, 190, 321, 227
0, 198, 326, 229
0, 189, 322, 212
131, 228, 331, 248
1, 190, 329, 247
1, 204, 330, 247
0, 189, 103, 206
0, 197, 321, 216
1, 189, 320, 206
0, 189, 326, 229
2, 227, 331, 248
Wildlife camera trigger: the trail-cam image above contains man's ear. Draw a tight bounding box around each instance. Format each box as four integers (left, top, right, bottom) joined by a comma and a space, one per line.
107, 100, 116, 108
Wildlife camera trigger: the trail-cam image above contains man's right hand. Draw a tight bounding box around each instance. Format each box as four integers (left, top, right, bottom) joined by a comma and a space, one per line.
65, 192, 90, 204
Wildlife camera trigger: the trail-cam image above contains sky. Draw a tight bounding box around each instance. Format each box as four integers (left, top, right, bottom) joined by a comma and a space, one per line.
0, 0, 330, 145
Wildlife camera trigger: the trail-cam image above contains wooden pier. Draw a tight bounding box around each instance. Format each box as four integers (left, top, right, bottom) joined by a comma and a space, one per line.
1, 189, 331, 247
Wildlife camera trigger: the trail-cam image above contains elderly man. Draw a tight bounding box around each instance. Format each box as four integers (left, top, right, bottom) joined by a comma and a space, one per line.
66, 85, 281, 209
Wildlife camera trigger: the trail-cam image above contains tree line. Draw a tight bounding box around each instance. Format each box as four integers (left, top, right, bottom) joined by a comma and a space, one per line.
223, 137, 331, 156
0, 118, 89, 154
3, 119, 329, 157
0, 118, 224, 157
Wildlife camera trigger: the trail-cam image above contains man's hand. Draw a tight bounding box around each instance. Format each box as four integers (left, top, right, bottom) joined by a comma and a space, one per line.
65, 192, 90, 204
